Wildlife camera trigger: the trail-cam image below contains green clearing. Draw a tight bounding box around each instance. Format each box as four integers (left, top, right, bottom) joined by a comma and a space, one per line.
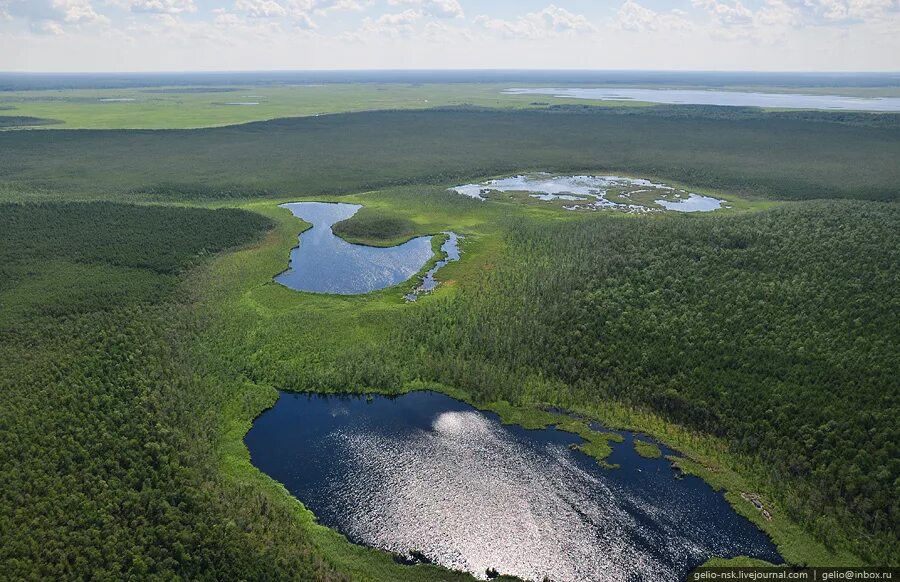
332, 208, 419, 247
1, 102, 897, 579
0, 83, 645, 129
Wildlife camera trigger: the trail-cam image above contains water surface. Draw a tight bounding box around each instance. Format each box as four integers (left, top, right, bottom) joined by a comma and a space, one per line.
405, 232, 461, 301
276, 202, 434, 294
655, 193, 723, 212
504, 87, 900, 111
246, 391, 781, 581
453, 174, 724, 213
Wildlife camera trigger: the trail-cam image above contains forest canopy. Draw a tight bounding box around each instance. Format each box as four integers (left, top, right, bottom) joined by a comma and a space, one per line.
396, 201, 900, 564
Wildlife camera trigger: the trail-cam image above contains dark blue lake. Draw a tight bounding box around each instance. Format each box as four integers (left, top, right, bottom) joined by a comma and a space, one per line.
245, 391, 782, 581
275, 202, 435, 294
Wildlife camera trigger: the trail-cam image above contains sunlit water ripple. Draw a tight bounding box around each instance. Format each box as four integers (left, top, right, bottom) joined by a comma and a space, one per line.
246, 392, 782, 582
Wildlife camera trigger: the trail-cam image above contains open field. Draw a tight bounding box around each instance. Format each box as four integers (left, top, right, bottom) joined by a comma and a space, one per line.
1, 103, 898, 579
2, 81, 899, 130
0, 83, 645, 129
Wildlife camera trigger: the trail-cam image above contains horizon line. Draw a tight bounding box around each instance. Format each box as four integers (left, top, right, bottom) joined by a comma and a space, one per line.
2, 68, 899, 76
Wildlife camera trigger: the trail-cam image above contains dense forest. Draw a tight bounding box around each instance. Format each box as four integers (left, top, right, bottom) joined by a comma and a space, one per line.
0, 115, 61, 128
395, 201, 899, 564
1, 108, 898, 203
0, 203, 346, 579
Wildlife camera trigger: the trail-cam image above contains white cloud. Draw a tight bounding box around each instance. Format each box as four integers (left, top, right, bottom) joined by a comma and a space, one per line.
213, 10, 245, 26
692, 0, 753, 25
754, 0, 799, 28
229, 0, 363, 29
314, 0, 366, 12
475, 4, 595, 39
59, 0, 107, 22
616, 0, 692, 32
683, 0, 795, 41
1, 0, 109, 33
358, 8, 421, 37
692, 0, 898, 39
1, 0, 898, 70
235, 0, 287, 18
33, 19, 66, 33
786, 0, 899, 23
129, 0, 196, 14
388, 0, 463, 18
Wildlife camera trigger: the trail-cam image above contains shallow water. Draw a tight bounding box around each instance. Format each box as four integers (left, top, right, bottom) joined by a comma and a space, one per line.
504, 87, 900, 112
276, 202, 435, 294
655, 193, 723, 212
246, 391, 782, 582
405, 232, 460, 301
452, 174, 724, 213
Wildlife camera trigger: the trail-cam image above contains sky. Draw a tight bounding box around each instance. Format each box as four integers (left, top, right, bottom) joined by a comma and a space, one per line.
0, 0, 898, 72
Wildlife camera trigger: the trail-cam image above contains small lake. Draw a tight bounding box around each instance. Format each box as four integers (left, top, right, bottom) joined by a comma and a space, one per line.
276, 202, 437, 294
246, 391, 782, 582
453, 174, 724, 213
504, 87, 900, 111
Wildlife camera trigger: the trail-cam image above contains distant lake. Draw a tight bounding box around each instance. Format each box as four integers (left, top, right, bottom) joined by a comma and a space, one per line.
276, 202, 436, 294
504, 87, 900, 112
246, 391, 782, 582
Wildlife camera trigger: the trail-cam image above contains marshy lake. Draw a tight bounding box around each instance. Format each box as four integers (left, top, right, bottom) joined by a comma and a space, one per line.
452, 174, 725, 212
276, 202, 458, 295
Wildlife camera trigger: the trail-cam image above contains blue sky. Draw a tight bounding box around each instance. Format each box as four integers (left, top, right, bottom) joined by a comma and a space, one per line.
1, 0, 898, 71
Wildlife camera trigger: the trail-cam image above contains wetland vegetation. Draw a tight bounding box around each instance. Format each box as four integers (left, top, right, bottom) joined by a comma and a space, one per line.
451, 174, 726, 212
1, 90, 897, 580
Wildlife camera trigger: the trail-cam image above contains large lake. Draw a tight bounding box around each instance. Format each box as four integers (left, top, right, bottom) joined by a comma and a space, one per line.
246, 391, 782, 582
276, 202, 436, 294
504, 87, 900, 112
